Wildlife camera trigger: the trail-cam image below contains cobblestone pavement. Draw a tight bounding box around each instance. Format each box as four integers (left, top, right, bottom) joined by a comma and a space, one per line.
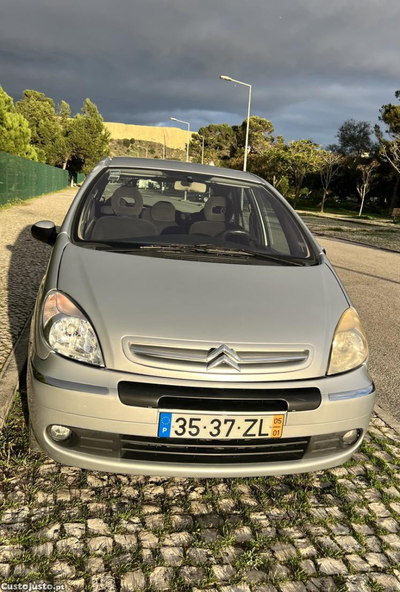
0, 397, 400, 591
0, 189, 77, 371
299, 214, 400, 253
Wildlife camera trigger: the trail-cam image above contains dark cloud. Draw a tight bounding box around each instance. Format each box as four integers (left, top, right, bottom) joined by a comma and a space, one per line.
1, 0, 399, 144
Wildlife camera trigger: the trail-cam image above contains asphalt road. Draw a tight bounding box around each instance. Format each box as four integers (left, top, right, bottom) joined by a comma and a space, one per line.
319, 236, 400, 421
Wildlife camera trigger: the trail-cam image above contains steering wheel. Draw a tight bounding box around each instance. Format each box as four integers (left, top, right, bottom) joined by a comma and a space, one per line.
218, 229, 252, 242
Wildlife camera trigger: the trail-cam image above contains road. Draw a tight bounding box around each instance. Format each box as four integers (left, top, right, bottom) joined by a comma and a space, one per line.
319, 236, 400, 420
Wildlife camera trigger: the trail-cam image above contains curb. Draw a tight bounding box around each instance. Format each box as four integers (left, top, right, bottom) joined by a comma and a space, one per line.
374, 403, 400, 433
0, 315, 31, 429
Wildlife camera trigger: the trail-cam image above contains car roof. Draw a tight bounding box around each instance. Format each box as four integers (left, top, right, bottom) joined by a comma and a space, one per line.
103, 157, 263, 184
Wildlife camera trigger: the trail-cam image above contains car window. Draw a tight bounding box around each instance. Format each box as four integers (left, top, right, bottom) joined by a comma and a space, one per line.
75, 167, 316, 264
259, 198, 291, 255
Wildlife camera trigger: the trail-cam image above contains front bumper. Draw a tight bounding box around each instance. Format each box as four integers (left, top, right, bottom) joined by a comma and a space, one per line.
28, 353, 376, 477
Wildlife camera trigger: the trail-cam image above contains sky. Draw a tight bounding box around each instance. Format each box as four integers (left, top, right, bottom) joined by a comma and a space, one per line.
1, 0, 399, 146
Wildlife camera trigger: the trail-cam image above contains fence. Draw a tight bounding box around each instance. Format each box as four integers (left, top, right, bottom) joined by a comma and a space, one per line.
0, 151, 69, 206
70, 172, 85, 186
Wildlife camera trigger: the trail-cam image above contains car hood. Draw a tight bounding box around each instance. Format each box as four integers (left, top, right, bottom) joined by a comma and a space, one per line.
58, 244, 349, 382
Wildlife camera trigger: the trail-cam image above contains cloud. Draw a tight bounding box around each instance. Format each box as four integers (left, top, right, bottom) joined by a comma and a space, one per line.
1, 0, 399, 145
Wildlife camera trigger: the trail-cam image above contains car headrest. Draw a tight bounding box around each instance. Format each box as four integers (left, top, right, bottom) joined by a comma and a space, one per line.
111, 187, 143, 217
151, 201, 176, 222
203, 195, 232, 222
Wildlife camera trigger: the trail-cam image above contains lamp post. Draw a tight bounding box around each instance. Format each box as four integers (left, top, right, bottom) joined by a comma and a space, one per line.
199, 134, 205, 164
170, 117, 190, 162
220, 75, 252, 172
137, 144, 148, 158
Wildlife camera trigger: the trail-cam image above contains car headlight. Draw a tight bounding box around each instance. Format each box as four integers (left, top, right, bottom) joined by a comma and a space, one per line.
327, 307, 368, 375
42, 291, 104, 367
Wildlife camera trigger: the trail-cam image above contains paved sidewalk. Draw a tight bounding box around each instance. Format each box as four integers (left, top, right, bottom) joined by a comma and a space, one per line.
0, 188, 77, 372
0, 397, 400, 591
299, 213, 400, 252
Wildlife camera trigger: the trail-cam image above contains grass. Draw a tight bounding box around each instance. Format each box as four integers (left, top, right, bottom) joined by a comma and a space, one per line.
297, 205, 393, 221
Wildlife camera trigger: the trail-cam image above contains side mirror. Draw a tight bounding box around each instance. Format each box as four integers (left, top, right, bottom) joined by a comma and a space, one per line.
31, 221, 58, 246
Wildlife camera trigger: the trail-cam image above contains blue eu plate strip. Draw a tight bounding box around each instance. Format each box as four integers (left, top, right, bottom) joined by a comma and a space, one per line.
158, 412, 172, 438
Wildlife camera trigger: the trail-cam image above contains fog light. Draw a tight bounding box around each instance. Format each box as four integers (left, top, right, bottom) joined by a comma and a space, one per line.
342, 429, 360, 446
50, 425, 72, 442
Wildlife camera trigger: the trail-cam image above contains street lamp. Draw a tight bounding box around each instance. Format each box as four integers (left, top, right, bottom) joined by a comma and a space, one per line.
137, 144, 148, 158
170, 117, 190, 162
220, 75, 252, 172
162, 129, 166, 160
199, 134, 205, 165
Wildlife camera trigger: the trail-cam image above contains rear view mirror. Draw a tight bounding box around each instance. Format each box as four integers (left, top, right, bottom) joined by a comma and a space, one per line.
174, 180, 207, 193
31, 220, 58, 246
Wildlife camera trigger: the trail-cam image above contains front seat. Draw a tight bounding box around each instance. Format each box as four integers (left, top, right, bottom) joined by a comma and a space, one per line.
141, 201, 177, 234
91, 187, 156, 240
189, 195, 231, 237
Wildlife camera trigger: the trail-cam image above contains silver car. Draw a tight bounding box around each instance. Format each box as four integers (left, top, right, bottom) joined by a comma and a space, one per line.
28, 157, 375, 477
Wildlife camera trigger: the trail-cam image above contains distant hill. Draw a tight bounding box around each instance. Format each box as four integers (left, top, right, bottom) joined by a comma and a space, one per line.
104, 122, 194, 151
109, 137, 186, 161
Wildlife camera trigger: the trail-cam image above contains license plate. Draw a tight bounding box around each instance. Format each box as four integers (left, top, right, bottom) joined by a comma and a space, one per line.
158, 412, 285, 439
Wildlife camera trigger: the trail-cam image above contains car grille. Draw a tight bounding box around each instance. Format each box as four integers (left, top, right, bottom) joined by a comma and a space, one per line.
122, 336, 310, 375
53, 428, 310, 464
121, 435, 310, 464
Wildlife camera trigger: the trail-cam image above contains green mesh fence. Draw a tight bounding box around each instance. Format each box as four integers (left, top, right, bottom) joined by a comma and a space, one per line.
0, 151, 69, 206
70, 172, 85, 185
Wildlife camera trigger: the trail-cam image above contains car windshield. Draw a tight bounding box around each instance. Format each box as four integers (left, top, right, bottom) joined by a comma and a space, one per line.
75, 167, 316, 264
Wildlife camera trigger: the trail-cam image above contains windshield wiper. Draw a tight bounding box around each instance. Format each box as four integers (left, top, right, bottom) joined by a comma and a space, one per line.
87, 241, 304, 266
86, 241, 149, 251
138, 244, 304, 266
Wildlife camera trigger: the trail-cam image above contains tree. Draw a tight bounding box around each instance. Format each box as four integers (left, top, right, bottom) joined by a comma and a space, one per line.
319, 151, 344, 212
332, 119, 374, 157
375, 90, 400, 211
0, 86, 38, 160
381, 141, 400, 176
246, 136, 287, 188
68, 99, 110, 173
16, 90, 64, 164
285, 139, 322, 208
189, 134, 205, 164
235, 116, 274, 156
378, 90, 400, 136
190, 123, 236, 164
56, 100, 72, 170
356, 161, 379, 216
57, 100, 71, 130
